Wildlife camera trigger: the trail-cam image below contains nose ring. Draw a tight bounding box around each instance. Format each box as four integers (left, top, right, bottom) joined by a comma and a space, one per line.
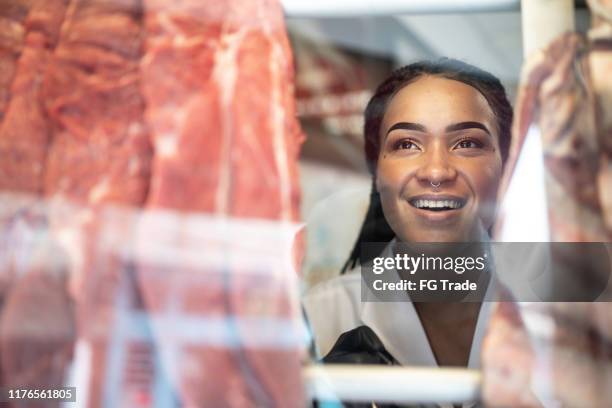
431, 181, 441, 188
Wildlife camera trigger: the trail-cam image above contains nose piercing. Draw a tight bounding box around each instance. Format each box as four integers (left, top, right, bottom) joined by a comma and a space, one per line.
431, 181, 441, 188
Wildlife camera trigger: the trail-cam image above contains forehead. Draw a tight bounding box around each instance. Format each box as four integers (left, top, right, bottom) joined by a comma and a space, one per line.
381, 76, 496, 134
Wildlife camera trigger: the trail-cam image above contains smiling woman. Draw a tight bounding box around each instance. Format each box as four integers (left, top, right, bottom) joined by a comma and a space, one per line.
303, 59, 514, 394
345, 59, 513, 270
377, 75, 503, 243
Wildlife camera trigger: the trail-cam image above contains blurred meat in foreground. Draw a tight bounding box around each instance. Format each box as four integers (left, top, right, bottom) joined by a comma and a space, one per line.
0, 0, 306, 406
484, 0, 612, 406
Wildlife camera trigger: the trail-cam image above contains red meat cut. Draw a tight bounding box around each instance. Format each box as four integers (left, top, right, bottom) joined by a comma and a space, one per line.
0, 0, 306, 406
43, 0, 152, 205
138, 0, 304, 405
485, 3, 612, 406
0, 0, 31, 122
141, 0, 302, 219
0, 0, 66, 193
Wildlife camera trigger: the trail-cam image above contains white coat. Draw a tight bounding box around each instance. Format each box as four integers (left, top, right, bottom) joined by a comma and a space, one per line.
303, 242, 498, 408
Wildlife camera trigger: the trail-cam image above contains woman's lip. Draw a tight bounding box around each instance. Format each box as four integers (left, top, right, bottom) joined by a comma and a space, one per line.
408, 194, 466, 202
409, 205, 463, 222
406, 194, 468, 222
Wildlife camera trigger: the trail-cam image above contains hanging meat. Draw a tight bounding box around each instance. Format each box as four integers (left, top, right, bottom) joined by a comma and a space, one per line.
0, 0, 66, 193
43, 0, 152, 205
0, 0, 305, 406
484, 0, 612, 406
136, 0, 304, 405
0, 0, 31, 123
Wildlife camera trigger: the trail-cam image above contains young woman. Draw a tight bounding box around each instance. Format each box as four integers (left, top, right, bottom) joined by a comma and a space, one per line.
303, 59, 513, 374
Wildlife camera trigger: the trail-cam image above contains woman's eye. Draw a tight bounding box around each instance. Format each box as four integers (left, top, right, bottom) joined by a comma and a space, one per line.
455, 139, 483, 149
394, 140, 419, 151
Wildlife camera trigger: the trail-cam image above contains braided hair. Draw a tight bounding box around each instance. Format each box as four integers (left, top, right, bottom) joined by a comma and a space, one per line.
341, 58, 513, 273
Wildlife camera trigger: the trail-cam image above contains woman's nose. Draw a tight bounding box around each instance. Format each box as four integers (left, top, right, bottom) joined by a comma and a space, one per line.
415, 144, 457, 186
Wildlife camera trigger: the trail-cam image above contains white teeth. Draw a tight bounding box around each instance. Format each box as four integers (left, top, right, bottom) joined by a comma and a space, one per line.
413, 199, 462, 209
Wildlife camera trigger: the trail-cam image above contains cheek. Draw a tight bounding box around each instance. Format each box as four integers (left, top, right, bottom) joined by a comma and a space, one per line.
375, 161, 410, 235
375, 158, 413, 194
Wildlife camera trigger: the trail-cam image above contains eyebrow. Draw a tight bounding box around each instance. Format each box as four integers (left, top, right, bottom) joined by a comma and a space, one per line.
386, 122, 426, 135
385, 121, 492, 141
445, 121, 491, 136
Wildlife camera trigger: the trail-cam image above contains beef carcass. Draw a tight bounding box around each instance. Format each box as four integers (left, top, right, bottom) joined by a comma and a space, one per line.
484, 301, 612, 408
137, 0, 304, 405
0, 0, 31, 122
0, 0, 306, 406
0, 0, 72, 399
43, 0, 151, 204
0, 235, 75, 395
484, 1, 612, 405
1, 0, 154, 403
0, 0, 66, 193
498, 35, 611, 241
140, 0, 302, 219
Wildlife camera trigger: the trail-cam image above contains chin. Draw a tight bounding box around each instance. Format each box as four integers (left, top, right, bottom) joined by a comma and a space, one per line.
398, 221, 486, 243
402, 230, 468, 243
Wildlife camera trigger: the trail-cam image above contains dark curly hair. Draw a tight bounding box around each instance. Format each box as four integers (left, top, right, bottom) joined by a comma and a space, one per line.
342, 58, 513, 273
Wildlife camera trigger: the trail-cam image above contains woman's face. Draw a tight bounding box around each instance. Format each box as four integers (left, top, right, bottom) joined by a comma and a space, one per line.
376, 76, 503, 242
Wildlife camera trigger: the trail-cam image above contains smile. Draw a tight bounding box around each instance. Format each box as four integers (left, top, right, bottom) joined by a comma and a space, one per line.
409, 196, 466, 212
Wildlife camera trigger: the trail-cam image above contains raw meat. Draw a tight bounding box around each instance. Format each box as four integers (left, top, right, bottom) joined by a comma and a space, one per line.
483, 301, 612, 408
482, 300, 546, 407
0, 0, 305, 406
138, 0, 304, 405
0, 0, 66, 193
484, 2, 612, 405
0, 197, 76, 407
0, 0, 70, 401
0, 247, 75, 395
43, 0, 151, 205
141, 0, 302, 219
498, 30, 611, 241
23, 1, 153, 404
0, 0, 30, 122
